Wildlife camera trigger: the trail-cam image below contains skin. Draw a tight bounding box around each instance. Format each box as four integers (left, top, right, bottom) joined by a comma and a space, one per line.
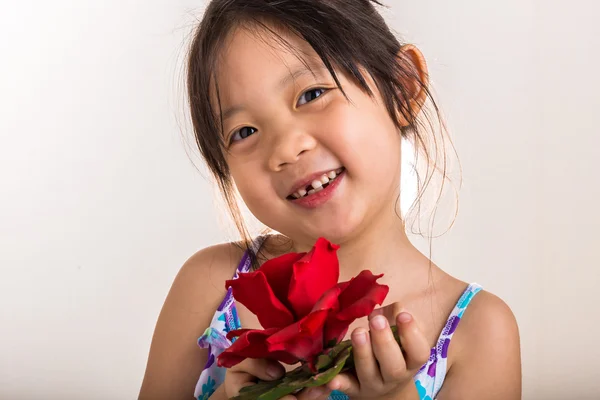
139, 23, 521, 400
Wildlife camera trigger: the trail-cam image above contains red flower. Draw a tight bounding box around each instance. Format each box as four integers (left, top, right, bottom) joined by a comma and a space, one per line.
217, 238, 389, 370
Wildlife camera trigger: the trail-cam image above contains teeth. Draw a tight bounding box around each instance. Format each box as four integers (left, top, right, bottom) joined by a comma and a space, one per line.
290, 168, 344, 200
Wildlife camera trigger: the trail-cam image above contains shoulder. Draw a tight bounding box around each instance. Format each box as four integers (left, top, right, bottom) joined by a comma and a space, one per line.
164, 242, 246, 314
456, 289, 520, 352
439, 288, 522, 399
139, 242, 245, 399
176, 242, 246, 298
159, 241, 248, 329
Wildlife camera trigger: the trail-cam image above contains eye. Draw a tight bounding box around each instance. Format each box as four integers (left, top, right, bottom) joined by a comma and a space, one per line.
297, 88, 327, 106
230, 126, 257, 143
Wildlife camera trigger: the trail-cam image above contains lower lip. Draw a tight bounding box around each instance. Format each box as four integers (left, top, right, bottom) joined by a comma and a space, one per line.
289, 170, 346, 209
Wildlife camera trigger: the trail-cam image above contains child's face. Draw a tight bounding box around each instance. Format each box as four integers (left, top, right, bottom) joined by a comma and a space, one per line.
214, 25, 403, 245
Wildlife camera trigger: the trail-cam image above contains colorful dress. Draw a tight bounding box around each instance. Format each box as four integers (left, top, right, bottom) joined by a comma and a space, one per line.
195, 238, 482, 400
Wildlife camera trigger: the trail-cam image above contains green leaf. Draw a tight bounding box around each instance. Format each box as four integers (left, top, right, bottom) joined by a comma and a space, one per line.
314, 353, 333, 371
231, 347, 352, 400
304, 346, 352, 388
230, 326, 402, 400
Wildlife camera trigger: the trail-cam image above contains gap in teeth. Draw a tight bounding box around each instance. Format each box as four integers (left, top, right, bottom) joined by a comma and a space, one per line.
293, 168, 343, 199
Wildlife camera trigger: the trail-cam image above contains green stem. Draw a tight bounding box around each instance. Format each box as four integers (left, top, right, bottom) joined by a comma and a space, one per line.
231, 326, 401, 400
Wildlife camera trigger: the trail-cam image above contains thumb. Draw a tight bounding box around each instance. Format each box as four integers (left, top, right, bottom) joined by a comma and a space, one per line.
327, 372, 360, 397
302, 386, 332, 399
231, 358, 286, 381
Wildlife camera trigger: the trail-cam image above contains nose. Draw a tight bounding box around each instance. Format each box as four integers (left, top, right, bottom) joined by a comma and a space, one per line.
267, 127, 317, 171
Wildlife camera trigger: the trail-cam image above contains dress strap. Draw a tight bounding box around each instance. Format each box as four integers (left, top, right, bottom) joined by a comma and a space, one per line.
420, 283, 482, 398
436, 283, 483, 358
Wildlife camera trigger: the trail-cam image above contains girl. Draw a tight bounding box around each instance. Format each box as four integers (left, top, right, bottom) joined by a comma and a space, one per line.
140, 1, 521, 399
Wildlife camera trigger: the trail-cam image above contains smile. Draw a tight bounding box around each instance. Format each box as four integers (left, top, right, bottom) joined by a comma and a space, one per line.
287, 167, 345, 200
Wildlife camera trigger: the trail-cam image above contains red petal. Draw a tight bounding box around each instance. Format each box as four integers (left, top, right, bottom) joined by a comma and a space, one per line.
226, 271, 295, 329
325, 283, 389, 342
337, 282, 388, 321
259, 252, 304, 311
217, 328, 299, 368
324, 270, 389, 343
336, 281, 351, 293
337, 270, 385, 309
268, 334, 324, 362
217, 328, 276, 367
311, 286, 342, 313
266, 310, 329, 360
288, 238, 340, 318
300, 310, 329, 335
267, 310, 329, 345
226, 328, 251, 341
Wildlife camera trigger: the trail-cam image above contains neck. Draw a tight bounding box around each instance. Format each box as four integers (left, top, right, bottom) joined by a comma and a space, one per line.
291, 205, 436, 292
334, 213, 426, 284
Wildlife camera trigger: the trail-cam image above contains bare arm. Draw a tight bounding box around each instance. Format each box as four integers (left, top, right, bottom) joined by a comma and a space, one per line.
436, 291, 522, 400
139, 244, 242, 400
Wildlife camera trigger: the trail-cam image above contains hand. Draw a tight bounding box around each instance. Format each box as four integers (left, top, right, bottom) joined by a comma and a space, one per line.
325, 303, 430, 400
221, 358, 330, 400
280, 386, 332, 400
222, 358, 284, 397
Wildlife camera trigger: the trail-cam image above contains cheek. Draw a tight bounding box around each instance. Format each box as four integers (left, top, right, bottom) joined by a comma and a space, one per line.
232, 173, 267, 205
229, 161, 266, 204
230, 164, 283, 224
317, 96, 401, 171
316, 101, 369, 155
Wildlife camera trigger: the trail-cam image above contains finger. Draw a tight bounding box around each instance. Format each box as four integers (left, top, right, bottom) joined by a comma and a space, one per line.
368, 307, 385, 320
226, 358, 286, 397
396, 312, 430, 371
368, 302, 402, 322
230, 357, 285, 381
349, 328, 382, 389
295, 386, 331, 400
369, 314, 407, 383
224, 371, 255, 397
327, 372, 361, 397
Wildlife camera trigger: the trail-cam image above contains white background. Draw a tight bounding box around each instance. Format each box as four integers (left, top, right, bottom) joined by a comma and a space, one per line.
1, 1, 599, 399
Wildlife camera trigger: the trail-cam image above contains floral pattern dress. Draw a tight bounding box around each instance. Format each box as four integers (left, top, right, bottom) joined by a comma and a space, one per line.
194, 240, 482, 400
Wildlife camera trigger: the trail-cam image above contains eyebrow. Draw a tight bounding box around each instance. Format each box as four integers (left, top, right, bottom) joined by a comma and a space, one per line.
221, 65, 327, 121
222, 104, 245, 122
279, 65, 318, 89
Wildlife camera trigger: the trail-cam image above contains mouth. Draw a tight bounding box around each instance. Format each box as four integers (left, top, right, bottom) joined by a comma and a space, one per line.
287, 167, 345, 200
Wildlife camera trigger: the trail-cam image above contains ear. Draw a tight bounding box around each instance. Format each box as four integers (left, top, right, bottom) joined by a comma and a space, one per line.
395, 44, 429, 127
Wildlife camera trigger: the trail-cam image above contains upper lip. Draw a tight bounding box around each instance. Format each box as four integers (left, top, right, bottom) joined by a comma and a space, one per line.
287, 168, 342, 197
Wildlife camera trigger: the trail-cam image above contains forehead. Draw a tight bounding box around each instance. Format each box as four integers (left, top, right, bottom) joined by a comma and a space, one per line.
213, 23, 327, 101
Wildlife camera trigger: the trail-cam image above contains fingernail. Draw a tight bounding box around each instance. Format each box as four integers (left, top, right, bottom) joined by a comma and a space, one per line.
309, 388, 325, 399
329, 378, 340, 391
352, 329, 367, 345
371, 315, 387, 330
267, 365, 282, 379
398, 312, 412, 323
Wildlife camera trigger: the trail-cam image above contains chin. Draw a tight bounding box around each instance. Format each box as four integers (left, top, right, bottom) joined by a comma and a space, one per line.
323, 219, 368, 245
294, 210, 368, 246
